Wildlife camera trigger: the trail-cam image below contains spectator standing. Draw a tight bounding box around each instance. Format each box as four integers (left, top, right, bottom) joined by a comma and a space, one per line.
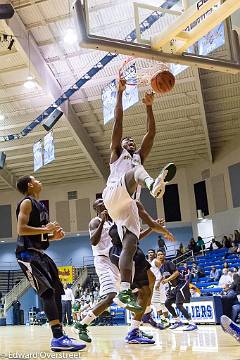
157, 235, 167, 253
12, 298, 21, 325
196, 236, 205, 254
177, 243, 186, 258
234, 230, 240, 246
62, 283, 75, 326
223, 236, 232, 249
188, 238, 197, 254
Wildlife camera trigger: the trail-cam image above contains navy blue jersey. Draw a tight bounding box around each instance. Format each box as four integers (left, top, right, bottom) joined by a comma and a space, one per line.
160, 260, 184, 287
16, 196, 49, 253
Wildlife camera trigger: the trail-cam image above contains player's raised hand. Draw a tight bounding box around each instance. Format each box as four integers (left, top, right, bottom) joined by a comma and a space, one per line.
118, 78, 126, 93
142, 92, 154, 106
163, 230, 175, 242
156, 218, 165, 227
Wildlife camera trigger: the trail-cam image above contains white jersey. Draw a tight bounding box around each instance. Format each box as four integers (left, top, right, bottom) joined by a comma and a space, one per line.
151, 259, 161, 281
89, 217, 112, 257
107, 148, 141, 185
106, 148, 142, 199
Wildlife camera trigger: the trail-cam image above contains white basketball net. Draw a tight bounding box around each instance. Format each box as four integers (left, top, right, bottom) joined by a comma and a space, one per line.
119, 57, 171, 88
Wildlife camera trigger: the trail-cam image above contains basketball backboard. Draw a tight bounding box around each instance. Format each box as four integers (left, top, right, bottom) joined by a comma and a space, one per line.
73, 0, 240, 74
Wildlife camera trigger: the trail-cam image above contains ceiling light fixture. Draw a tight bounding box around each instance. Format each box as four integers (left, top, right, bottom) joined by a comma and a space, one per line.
1, 240, 5, 243
64, 28, 78, 45
0, 113, 5, 121
24, 32, 37, 90
24, 75, 37, 90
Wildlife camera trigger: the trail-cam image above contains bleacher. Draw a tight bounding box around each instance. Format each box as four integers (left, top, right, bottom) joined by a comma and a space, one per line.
0, 270, 25, 298
183, 248, 240, 295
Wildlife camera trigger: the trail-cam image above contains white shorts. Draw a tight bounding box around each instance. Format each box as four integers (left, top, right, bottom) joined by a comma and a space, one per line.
94, 255, 120, 297
102, 176, 140, 240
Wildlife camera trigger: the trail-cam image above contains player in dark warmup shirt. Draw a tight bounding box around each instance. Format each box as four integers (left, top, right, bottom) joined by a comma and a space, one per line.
157, 250, 197, 331
16, 175, 86, 352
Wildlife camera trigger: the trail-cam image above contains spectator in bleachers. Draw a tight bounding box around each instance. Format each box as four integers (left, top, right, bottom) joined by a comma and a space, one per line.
196, 236, 205, 254
93, 286, 99, 300
209, 266, 221, 282
81, 289, 90, 303
147, 249, 156, 263
219, 268, 233, 288
189, 262, 205, 282
223, 236, 232, 249
209, 238, 222, 251
188, 238, 198, 254
223, 262, 230, 270
190, 285, 201, 298
74, 284, 83, 299
182, 262, 191, 281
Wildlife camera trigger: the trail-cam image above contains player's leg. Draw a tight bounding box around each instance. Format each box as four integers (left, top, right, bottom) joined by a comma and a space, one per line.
17, 253, 86, 352
176, 283, 197, 331
74, 292, 116, 343
124, 162, 176, 199
165, 291, 184, 330
221, 315, 240, 342
126, 286, 155, 344
74, 256, 120, 342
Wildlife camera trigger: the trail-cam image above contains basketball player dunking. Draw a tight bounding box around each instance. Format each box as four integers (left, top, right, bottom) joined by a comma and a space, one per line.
74, 198, 172, 344
16, 175, 86, 352
102, 79, 176, 312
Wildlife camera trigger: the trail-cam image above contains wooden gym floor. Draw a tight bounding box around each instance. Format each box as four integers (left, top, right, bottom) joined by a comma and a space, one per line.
0, 325, 239, 359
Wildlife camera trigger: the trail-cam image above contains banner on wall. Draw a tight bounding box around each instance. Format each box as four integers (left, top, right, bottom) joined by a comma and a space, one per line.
58, 266, 73, 284
127, 298, 221, 324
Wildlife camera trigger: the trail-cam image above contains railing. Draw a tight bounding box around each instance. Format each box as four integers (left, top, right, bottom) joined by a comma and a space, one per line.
4, 277, 30, 314
71, 267, 88, 294
173, 250, 194, 266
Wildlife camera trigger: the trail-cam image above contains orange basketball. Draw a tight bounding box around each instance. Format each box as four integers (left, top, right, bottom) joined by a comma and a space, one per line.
151, 70, 175, 94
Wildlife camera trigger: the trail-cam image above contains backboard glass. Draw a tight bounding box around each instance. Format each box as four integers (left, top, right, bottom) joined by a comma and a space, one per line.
74, 0, 240, 74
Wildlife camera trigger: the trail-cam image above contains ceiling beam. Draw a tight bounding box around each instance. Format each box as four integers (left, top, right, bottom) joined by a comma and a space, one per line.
4, 10, 108, 180
192, 68, 213, 163
0, 167, 16, 189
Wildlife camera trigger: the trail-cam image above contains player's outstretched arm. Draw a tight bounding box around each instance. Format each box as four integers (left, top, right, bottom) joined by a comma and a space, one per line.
136, 200, 175, 242
110, 79, 126, 164
138, 92, 156, 163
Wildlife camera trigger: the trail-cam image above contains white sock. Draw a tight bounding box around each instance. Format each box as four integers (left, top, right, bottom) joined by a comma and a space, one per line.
120, 282, 130, 291
144, 177, 154, 190
80, 310, 96, 325
188, 320, 195, 325
134, 165, 154, 190
144, 306, 152, 314
130, 320, 141, 331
